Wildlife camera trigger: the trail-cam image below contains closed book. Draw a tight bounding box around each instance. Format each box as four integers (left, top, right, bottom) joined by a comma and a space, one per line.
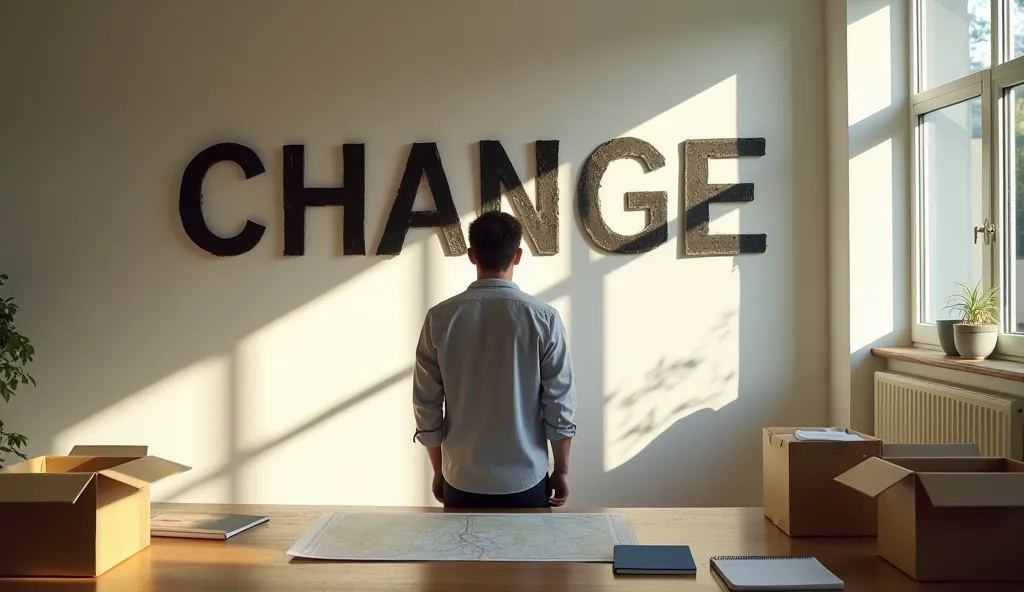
612, 545, 696, 575
150, 512, 269, 540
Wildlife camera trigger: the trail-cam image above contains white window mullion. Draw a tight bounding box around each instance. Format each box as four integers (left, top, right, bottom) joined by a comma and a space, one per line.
983, 72, 996, 304
994, 0, 1005, 67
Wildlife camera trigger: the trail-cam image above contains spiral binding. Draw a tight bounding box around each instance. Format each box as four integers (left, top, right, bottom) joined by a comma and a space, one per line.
711, 555, 816, 561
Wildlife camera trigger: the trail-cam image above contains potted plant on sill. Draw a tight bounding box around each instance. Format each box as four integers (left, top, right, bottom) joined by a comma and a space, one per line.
0, 273, 36, 468
943, 280, 1000, 360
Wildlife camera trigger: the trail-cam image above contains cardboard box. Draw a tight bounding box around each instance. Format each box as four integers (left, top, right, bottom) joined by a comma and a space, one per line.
0, 445, 190, 577
762, 427, 883, 536
836, 454, 1024, 582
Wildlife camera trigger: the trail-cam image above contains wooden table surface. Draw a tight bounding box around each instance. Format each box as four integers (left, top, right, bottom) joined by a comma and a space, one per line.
0, 503, 1018, 591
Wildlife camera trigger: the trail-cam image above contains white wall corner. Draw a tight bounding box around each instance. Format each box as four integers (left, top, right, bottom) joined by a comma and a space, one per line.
827, 0, 853, 429
828, 0, 912, 432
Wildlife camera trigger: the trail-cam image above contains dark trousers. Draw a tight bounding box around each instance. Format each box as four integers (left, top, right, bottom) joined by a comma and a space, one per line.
442, 474, 550, 509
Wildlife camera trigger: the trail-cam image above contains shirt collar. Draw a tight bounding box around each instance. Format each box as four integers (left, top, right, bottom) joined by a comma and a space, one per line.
469, 278, 520, 290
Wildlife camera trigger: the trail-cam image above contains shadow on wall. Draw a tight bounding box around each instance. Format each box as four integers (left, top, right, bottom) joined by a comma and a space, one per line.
0, 0, 829, 507
598, 311, 750, 508
592, 243, 751, 508
606, 313, 737, 452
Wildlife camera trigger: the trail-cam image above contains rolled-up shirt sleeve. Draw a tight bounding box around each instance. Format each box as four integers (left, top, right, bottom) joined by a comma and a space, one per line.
412, 314, 444, 447
540, 311, 577, 441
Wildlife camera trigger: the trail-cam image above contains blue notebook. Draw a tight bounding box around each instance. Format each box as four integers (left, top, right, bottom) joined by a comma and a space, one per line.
612, 545, 697, 575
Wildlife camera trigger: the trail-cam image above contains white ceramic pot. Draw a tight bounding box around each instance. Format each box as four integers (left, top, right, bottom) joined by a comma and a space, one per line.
953, 324, 998, 360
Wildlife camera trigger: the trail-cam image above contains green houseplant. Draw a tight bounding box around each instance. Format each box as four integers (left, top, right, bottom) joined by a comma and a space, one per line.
0, 273, 36, 468
943, 280, 1000, 360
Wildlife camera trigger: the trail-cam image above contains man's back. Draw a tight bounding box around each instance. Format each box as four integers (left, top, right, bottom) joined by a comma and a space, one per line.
412, 279, 577, 495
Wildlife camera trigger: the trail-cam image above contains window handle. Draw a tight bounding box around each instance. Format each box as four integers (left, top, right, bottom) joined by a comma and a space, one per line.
974, 219, 996, 245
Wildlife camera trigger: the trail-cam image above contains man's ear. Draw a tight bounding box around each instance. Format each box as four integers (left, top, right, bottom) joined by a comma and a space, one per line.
513, 248, 523, 265
467, 248, 477, 265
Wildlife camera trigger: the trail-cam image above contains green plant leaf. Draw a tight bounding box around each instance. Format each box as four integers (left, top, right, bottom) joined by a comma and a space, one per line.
0, 272, 35, 465
943, 280, 1000, 325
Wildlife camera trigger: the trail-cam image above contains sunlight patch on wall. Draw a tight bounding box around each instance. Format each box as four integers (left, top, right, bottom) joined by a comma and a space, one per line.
232, 245, 424, 503
848, 5, 892, 126
590, 76, 739, 263
53, 356, 231, 503
546, 294, 571, 329
236, 247, 421, 450
602, 259, 740, 472
235, 376, 418, 505
592, 75, 741, 472
849, 138, 894, 352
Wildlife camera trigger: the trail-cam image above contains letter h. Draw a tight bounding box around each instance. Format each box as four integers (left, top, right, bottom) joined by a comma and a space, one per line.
282, 144, 366, 256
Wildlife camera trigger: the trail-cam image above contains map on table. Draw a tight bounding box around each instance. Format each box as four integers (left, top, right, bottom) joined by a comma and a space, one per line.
286, 512, 639, 562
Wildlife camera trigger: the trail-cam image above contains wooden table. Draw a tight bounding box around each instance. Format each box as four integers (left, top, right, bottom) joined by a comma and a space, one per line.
0, 503, 1017, 591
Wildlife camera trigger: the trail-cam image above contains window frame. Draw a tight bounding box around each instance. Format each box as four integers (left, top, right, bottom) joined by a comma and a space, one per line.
910, 0, 1024, 358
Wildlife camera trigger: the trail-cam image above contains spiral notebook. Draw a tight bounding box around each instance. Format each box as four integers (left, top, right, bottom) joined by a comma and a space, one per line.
710, 556, 844, 590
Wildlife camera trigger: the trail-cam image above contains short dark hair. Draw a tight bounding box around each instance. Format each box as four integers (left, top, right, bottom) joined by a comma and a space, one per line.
468, 211, 522, 271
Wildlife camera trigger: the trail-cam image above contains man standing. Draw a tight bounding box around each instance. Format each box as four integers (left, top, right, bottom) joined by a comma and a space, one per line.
412, 211, 577, 508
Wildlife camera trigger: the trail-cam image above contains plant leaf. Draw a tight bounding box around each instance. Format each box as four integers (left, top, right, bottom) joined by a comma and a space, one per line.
0, 271, 35, 458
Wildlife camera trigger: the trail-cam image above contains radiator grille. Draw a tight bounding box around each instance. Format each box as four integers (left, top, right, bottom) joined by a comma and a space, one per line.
874, 371, 1024, 459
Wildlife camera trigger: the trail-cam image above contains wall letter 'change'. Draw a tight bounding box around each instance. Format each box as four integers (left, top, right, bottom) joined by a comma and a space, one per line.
576, 137, 668, 254
283, 144, 367, 256
479, 140, 560, 255
179, 142, 267, 257
377, 143, 467, 256
683, 138, 767, 256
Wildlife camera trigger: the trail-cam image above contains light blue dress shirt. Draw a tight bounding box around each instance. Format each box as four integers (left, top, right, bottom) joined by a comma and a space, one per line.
412, 278, 578, 495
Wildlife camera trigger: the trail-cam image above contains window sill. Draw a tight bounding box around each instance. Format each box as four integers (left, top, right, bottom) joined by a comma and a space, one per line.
871, 347, 1024, 383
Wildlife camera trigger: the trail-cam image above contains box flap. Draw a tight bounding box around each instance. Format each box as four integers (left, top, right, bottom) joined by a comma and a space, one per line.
0, 456, 45, 473
764, 427, 791, 447
918, 472, 1024, 507
98, 456, 191, 489
0, 472, 94, 503
834, 456, 914, 497
68, 445, 148, 458
883, 443, 981, 458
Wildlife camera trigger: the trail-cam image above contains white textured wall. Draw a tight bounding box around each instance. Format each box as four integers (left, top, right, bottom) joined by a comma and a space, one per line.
0, 0, 828, 507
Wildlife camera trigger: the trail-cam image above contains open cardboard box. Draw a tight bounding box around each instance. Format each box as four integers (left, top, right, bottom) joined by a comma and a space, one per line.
836, 453, 1024, 582
0, 445, 190, 577
762, 426, 982, 538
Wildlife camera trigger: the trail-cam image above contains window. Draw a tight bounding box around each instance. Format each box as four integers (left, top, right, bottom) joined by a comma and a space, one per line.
918, 98, 985, 324
919, 0, 991, 91
1013, 1, 1024, 58
911, 0, 1024, 357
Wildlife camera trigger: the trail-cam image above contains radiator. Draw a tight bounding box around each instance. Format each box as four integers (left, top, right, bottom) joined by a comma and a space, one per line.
873, 371, 1024, 460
